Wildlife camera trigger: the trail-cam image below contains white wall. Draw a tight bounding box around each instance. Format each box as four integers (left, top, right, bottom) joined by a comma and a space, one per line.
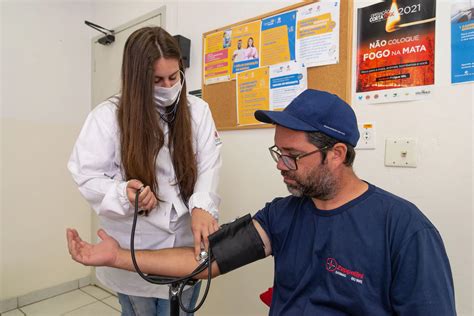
1, 0, 472, 315
1, 0, 94, 300
0, 0, 4, 301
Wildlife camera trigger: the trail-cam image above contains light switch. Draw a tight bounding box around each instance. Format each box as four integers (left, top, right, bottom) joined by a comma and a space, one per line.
384, 138, 417, 167
357, 123, 376, 149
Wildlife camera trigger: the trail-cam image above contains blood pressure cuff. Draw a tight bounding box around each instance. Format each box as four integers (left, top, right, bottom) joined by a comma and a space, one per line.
208, 214, 265, 274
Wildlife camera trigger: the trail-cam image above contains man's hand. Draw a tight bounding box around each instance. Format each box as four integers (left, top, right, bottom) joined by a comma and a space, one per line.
191, 208, 219, 259
66, 228, 119, 267
126, 179, 157, 213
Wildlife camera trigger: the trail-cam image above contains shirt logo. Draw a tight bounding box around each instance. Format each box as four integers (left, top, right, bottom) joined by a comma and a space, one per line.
326, 258, 338, 272
326, 257, 365, 285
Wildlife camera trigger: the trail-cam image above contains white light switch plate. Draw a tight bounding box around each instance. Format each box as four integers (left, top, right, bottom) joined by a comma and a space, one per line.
384, 138, 417, 167
357, 123, 376, 149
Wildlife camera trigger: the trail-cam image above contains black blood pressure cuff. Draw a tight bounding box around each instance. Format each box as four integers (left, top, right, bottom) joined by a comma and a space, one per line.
208, 214, 265, 274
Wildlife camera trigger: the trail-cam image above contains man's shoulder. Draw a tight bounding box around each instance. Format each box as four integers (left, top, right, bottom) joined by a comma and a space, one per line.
266, 195, 305, 208
254, 195, 309, 234
256, 195, 309, 219
366, 183, 435, 231
374, 184, 418, 206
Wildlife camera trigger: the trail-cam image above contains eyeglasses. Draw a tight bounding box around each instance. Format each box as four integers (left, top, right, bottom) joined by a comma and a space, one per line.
268, 145, 327, 170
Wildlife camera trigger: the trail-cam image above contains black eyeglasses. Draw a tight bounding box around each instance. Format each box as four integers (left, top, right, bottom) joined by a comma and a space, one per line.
268, 145, 327, 170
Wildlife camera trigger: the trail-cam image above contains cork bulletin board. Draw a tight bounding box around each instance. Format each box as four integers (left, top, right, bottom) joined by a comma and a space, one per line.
202, 0, 353, 131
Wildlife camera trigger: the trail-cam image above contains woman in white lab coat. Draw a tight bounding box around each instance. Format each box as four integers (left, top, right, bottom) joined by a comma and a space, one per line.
68, 27, 222, 315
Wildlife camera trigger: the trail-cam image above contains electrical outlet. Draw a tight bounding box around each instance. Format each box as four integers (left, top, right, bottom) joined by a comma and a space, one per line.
357, 123, 376, 149
384, 138, 417, 167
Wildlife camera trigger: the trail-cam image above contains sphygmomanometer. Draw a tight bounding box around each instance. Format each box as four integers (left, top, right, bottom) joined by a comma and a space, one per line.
130, 191, 266, 313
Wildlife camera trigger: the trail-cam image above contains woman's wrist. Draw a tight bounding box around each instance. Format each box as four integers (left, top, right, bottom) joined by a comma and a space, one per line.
193, 207, 218, 221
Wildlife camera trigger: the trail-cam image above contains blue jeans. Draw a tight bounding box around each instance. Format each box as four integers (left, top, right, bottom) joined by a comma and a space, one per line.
117, 282, 201, 316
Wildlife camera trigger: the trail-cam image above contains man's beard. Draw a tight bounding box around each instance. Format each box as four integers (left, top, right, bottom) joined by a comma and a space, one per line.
282, 163, 337, 200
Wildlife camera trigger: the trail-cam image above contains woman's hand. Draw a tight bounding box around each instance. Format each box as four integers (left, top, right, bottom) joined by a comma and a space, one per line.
66, 228, 119, 267
126, 179, 158, 213
191, 208, 219, 260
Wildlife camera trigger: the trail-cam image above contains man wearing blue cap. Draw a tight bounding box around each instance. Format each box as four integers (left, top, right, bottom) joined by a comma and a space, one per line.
67, 89, 456, 315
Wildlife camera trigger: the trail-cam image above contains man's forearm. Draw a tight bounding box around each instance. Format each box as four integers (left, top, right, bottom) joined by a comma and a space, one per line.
114, 247, 221, 279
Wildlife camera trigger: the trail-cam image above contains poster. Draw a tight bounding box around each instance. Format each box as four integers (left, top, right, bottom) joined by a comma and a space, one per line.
355, 0, 436, 104
451, 0, 474, 84
203, 30, 232, 85
296, 1, 340, 68
261, 11, 297, 67
269, 61, 307, 110
230, 21, 261, 76
236, 67, 269, 126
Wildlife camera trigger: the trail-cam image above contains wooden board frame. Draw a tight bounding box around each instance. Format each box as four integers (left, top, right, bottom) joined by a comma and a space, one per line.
202, 0, 353, 131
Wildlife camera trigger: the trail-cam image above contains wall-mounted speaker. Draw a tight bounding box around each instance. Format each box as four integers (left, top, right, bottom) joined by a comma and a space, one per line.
173, 35, 191, 68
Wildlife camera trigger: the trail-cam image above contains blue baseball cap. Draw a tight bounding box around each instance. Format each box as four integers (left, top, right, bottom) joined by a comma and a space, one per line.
254, 89, 359, 147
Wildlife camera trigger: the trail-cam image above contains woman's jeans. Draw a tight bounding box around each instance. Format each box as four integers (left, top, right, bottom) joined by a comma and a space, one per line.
117, 282, 201, 316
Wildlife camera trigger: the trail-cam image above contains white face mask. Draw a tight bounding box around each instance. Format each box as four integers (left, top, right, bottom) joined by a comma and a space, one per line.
154, 77, 183, 107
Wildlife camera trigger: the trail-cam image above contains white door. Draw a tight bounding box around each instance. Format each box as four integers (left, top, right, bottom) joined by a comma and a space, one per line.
90, 7, 164, 290
92, 10, 164, 105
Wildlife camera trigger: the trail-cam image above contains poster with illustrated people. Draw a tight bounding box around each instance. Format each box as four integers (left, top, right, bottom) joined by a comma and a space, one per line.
451, 0, 474, 84
260, 10, 297, 67
355, 0, 436, 104
269, 61, 307, 110
203, 29, 232, 85
296, 1, 340, 68
231, 21, 261, 76
236, 67, 269, 126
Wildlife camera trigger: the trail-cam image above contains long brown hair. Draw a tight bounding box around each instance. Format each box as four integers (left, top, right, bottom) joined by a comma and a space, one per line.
117, 27, 197, 204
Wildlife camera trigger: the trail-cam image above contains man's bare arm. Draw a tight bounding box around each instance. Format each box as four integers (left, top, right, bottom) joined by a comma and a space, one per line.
252, 219, 272, 256
115, 246, 221, 279
67, 219, 271, 278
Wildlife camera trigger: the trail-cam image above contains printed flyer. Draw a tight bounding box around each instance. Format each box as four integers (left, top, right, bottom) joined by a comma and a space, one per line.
236, 67, 269, 126
451, 0, 474, 84
296, 1, 340, 67
203, 30, 232, 85
355, 0, 436, 104
230, 21, 261, 76
261, 10, 297, 67
269, 61, 307, 110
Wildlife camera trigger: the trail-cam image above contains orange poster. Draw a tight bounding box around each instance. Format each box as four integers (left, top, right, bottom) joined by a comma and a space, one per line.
204, 29, 232, 85
236, 67, 269, 126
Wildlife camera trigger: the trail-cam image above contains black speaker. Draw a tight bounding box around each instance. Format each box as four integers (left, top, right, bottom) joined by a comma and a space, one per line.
173, 35, 191, 68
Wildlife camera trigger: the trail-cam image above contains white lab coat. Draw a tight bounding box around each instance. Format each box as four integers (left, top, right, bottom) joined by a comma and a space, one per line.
68, 95, 222, 298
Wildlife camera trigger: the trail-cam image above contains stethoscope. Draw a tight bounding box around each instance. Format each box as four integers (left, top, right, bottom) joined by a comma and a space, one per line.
130, 190, 214, 315
157, 70, 185, 124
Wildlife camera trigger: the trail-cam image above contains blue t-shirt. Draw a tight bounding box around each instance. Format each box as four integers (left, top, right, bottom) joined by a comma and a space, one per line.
254, 183, 455, 316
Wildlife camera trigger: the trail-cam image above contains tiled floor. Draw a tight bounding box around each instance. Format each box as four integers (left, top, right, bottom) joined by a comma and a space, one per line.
2, 286, 121, 316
